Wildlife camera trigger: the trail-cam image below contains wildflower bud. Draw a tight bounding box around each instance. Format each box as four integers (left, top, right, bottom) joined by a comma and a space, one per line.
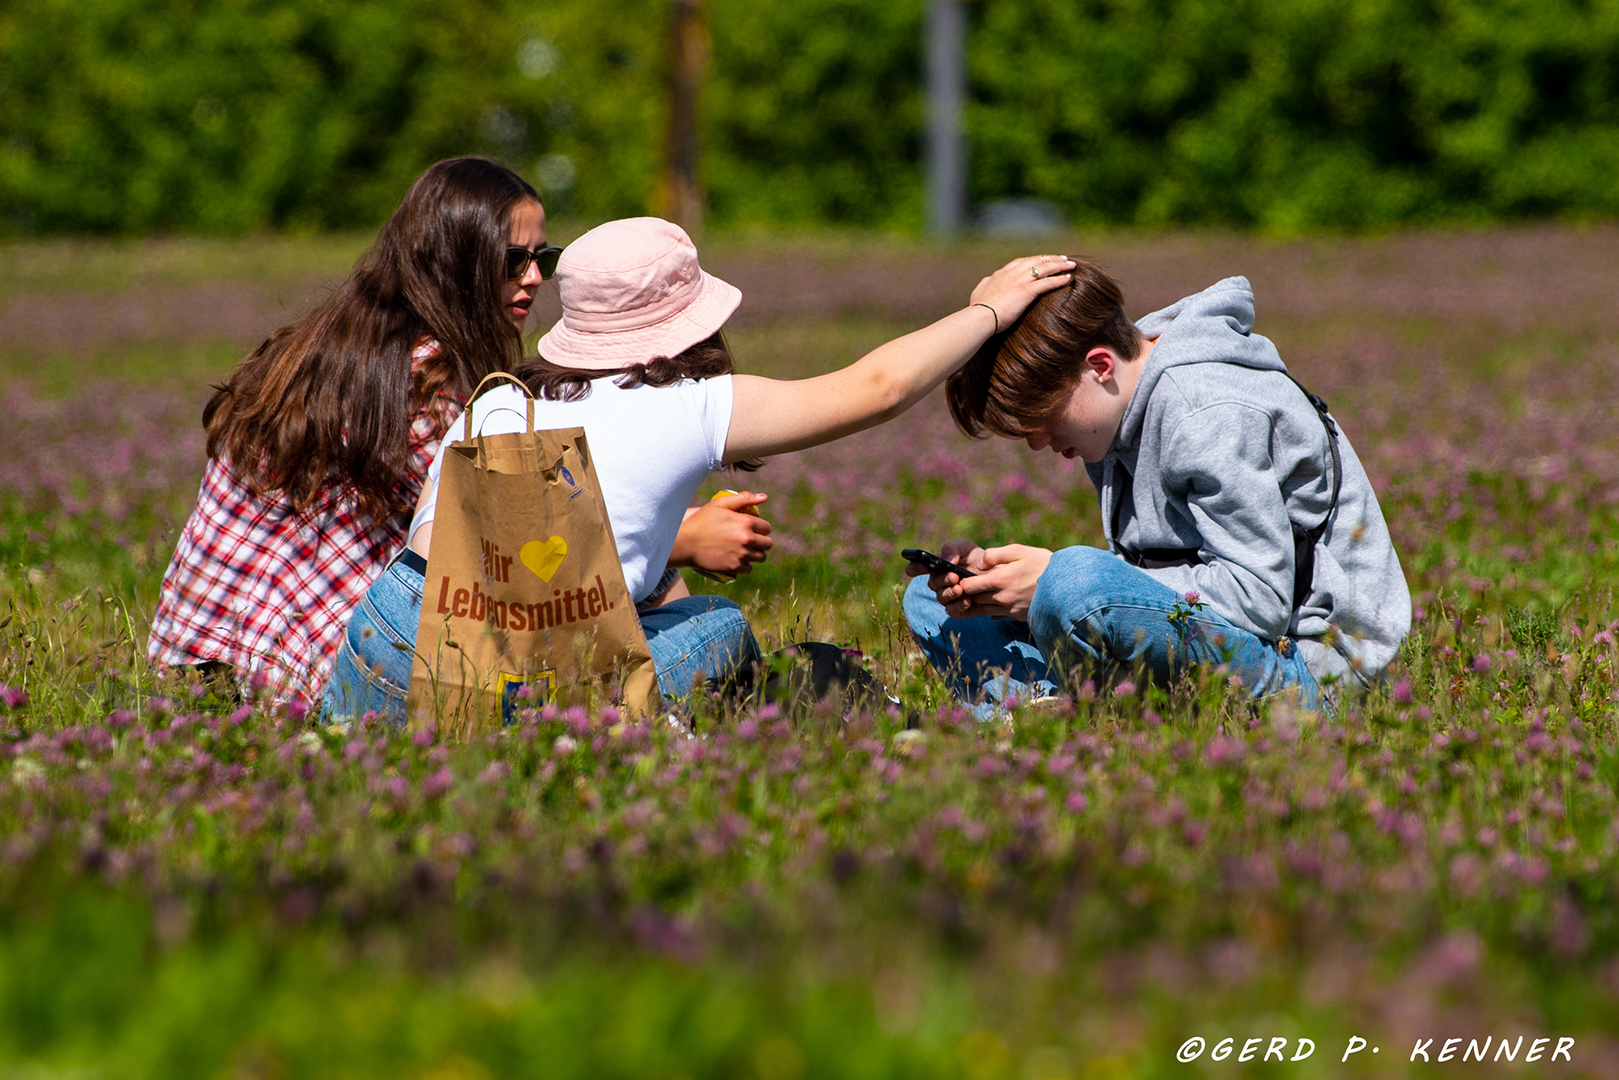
420, 766, 454, 801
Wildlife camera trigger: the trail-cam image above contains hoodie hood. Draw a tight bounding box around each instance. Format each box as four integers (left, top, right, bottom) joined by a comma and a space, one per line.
1117, 276, 1286, 449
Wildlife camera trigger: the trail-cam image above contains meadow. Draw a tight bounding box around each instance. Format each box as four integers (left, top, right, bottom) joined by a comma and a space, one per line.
1, 224, 1617, 1078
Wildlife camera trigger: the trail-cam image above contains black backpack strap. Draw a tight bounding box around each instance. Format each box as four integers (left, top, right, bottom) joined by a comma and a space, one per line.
1286, 374, 1341, 612
1109, 462, 1203, 570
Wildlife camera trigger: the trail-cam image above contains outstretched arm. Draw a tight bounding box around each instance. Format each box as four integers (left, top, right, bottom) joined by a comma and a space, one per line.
722, 255, 1075, 464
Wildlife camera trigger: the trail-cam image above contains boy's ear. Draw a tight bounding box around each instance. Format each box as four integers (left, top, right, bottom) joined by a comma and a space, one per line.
1084, 346, 1117, 382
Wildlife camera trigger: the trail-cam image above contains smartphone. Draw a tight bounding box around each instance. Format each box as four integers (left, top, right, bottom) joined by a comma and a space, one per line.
901, 548, 977, 579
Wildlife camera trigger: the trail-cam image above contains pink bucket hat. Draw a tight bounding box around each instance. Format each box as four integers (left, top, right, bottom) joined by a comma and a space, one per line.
536, 217, 742, 369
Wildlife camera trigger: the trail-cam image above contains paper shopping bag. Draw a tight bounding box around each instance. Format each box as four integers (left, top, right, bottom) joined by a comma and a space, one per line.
407, 375, 657, 736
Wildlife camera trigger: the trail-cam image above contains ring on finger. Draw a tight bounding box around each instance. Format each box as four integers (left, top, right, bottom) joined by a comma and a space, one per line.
1029, 266, 1041, 279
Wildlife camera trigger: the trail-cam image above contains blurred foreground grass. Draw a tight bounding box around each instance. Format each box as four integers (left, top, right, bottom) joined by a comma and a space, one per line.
1, 227, 1618, 1076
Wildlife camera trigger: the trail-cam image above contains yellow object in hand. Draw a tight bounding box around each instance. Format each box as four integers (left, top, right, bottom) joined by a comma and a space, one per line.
712, 488, 762, 516
694, 489, 761, 584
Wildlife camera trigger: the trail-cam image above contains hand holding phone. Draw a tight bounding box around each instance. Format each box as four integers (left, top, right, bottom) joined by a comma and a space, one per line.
912, 542, 1054, 621
902, 547, 977, 579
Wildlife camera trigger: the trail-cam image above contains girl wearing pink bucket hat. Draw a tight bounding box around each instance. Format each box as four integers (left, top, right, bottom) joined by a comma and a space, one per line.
326, 216, 1072, 723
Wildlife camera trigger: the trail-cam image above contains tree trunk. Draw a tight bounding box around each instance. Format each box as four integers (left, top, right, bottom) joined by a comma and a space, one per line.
657, 0, 707, 235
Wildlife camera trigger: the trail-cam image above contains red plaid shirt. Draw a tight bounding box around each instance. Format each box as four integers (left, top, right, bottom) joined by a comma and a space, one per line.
149, 344, 460, 705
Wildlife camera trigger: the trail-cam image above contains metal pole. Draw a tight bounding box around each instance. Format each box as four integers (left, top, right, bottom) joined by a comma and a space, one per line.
926, 0, 967, 237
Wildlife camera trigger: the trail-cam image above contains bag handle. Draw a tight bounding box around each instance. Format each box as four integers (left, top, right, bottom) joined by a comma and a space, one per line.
469, 370, 531, 401
466, 370, 536, 434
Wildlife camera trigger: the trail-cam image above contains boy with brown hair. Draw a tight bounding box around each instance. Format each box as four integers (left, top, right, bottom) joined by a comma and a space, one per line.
905, 263, 1410, 716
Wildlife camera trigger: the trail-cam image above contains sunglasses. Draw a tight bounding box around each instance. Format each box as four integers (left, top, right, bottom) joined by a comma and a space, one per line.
504, 244, 563, 281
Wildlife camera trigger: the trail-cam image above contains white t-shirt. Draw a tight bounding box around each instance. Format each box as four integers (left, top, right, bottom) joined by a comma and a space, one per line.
411, 375, 733, 603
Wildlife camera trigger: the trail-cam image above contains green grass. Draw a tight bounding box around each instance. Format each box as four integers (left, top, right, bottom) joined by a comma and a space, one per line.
1, 226, 1618, 1076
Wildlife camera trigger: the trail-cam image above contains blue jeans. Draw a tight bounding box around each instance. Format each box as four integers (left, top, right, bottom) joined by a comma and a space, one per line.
323, 550, 760, 725
904, 545, 1320, 719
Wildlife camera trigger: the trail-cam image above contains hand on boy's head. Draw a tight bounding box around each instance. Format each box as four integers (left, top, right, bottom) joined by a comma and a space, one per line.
936, 544, 1053, 621
969, 256, 1077, 334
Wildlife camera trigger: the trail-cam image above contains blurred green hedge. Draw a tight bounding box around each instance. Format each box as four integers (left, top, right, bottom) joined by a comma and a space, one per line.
3, 0, 1617, 233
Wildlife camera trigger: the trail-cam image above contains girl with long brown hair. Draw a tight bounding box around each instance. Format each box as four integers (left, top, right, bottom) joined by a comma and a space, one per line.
150, 159, 770, 706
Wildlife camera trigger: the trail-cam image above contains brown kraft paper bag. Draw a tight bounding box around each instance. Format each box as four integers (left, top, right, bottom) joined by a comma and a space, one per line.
408, 378, 657, 736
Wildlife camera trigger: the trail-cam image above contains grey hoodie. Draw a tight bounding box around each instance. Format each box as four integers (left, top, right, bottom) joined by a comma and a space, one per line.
1085, 277, 1410, 687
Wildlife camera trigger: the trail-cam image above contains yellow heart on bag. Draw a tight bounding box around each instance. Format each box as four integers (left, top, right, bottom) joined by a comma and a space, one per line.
519, 536, 568, 582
